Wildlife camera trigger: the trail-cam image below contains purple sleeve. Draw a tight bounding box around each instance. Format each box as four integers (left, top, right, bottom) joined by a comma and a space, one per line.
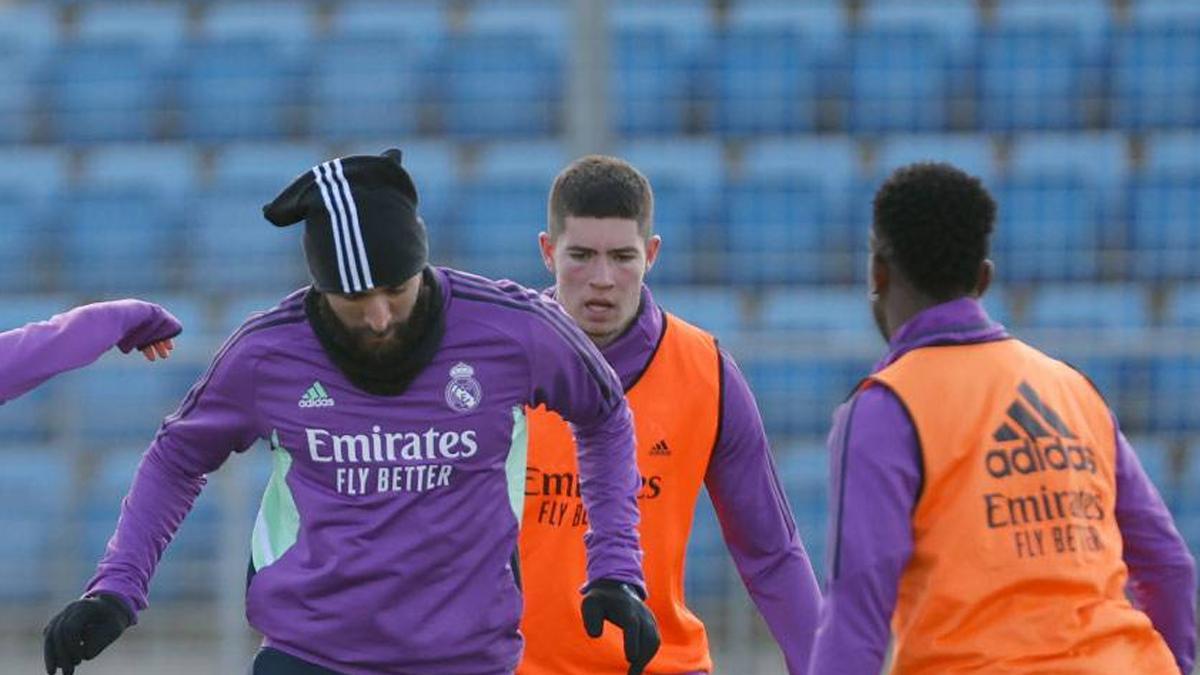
0, 299, 182, 403
1114, 423, 1197, 673
84, 334, 261, 617
527, 307, 644, 592
809, 385, 920, 675
705, 352, 820, 675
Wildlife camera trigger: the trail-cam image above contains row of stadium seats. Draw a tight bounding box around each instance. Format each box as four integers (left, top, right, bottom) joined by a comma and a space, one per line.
0, 133, 1198, 291
4, 433, 1198, 600
0, 333, 1197, 451
3, 280, 1200, 348
0, 0, 1197, 141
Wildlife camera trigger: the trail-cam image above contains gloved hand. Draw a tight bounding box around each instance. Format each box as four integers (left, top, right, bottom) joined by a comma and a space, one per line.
110, 300, 183, 354
43, 592, 133, 675
581, 579, 661, 675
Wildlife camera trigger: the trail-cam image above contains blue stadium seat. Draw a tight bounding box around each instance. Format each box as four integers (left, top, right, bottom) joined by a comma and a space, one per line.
0, 193, 48, 293
184, 189, 311, 294
216, 293, 297, 337
44, 41, 164, 143
79, 144, 199, 198
1175, 439, 1200, 513
874, 134, 997, 186
76, 2, 188, 54
651, 287, 745, 337
684, 491, 727, 598
741, 356, 861, 436
850, 2, 978, 132
615, 139, 723, 283
995, 135, 1127, 281
723, 177, 827, 285
442, 3, 565, 138
0, 146, 70, 201
0, 449, 70, 600
329, 0, 447, 44
1143, 132, 1200, 174
0, 4, 59, 53
981, 1, 1111, 131
727, 138, 858, 284
1129, 133, 1200, 280
0, 384, 53, 444
465, 0, 568, 47
849, 28, 953, 133
439, 36, 562, 138
200, 1, 318, 48
175, 39, 305, 141
458, 142, 567, 284
57, 188, 180, 292
1113, 1, 1200, 129
1023, 284, 1149, 330
612, 1, 713, 135
1164, 285, 1200, 328
993, 0, 1112, 56
710, 3, 842, 135
774, 442, 828, 520
774, 440, 831, 579
741, 136, 858, 223
308, 37, 429, 140
1129, 172, 1200, 281
1126, 435, 1176, 505
211, 142, 329, 191
0, 47, 38, 144
1009, 133, 1129, 195
65, 361, 195, 443
455, 179, 552, 286
760, 287, 875, 336
1149, 356, 1200, 433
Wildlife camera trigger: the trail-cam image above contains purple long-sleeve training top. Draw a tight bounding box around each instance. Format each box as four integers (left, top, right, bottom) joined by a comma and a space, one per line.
84, 268, 645, 675
599, 285, 821, 674
0, 299, 181, 404
808, 297, 1197, 674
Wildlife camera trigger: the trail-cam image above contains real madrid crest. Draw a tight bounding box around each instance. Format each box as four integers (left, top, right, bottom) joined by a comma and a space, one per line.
445, 362, 482, 412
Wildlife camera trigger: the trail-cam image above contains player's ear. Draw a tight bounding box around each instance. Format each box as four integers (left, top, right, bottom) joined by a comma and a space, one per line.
644, 235, 662, 271
538, 231, 556, 273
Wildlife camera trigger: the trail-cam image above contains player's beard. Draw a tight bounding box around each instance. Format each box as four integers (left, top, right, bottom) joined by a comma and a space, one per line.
317, 288, 432, 368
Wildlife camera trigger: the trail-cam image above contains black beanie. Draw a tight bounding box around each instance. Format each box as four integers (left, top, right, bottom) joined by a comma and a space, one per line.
263, 148, 429, 293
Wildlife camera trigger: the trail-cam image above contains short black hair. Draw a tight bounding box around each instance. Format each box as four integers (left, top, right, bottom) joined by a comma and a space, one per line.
872, 162, 996, 301
548, 155, 654, 240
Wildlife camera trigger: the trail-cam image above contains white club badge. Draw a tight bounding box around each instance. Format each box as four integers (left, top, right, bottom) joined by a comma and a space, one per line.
445, 362, 483, 412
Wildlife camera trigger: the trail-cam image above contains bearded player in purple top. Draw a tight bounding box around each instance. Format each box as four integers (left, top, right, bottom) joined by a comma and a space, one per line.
0, 300, 180, 404
43, 149, 659, 675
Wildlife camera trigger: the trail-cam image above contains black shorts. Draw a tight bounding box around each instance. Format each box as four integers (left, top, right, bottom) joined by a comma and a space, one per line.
250, 647, 343, 675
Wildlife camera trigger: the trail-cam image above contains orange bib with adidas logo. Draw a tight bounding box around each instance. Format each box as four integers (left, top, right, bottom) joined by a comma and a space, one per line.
518, 313, 721, 674
868, 339, 1175, 674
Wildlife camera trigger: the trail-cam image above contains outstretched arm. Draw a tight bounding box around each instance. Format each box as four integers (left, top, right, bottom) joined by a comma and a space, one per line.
708, 353, 821, 675
0, 299, 181, 403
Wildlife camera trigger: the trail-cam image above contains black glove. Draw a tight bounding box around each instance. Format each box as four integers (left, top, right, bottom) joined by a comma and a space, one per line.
43, 592, 132, 675
581, 579, 661, 675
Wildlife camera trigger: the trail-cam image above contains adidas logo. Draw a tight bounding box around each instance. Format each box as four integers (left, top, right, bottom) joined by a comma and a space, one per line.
986, 381, 1096, 478
298, 381, 335, 408
649, 439, 671, 456
993, 381, 1077, 443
